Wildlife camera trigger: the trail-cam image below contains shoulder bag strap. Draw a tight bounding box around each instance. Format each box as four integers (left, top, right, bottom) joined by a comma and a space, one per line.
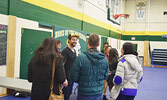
50, 57, 56, 90
121, 68, 137, 91
120, 59, 137, 90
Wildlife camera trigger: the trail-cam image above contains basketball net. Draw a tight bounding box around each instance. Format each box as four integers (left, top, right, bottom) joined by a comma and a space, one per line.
114, 14, 129, 25
114, 14, 130, 19
114, 14, 130, 31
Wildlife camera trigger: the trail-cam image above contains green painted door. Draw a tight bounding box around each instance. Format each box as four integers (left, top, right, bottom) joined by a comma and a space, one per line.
133, 44, 137, 51
20, 28, 51, 79
101, 37, 108, 50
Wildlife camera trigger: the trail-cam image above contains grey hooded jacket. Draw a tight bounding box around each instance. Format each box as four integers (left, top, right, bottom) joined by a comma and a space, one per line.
110, 54, 143, 99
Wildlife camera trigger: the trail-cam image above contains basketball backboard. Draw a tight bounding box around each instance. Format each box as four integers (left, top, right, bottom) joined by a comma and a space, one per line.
108, 0, 122, 25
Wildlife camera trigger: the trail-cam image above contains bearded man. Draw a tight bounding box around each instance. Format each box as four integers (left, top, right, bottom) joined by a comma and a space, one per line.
62, 33, 79, 100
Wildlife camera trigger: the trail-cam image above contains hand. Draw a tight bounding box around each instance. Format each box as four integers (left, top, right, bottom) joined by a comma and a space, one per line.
63, 79, 68, 87
108, 71, 111, 75
110, 98, 114, 100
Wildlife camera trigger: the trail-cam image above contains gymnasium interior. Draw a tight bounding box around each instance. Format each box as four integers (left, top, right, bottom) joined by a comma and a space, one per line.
0, 0, 167, 100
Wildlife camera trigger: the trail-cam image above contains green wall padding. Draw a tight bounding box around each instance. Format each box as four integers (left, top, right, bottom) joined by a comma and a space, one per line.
9, 0, 82, 30
0, 0, 167, 41
100, 37, 108, 50
0, 0, 9, 14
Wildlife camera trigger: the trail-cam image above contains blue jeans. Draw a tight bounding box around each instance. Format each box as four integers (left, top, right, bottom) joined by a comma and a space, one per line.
77, 94, 103, 100
62, 79, 74, 100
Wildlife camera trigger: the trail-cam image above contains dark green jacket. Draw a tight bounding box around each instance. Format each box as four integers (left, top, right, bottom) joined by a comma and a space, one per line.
71, 51, 109, 95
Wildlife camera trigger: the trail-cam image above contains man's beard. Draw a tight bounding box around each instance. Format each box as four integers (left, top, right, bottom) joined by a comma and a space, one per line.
70, 42, 77, 47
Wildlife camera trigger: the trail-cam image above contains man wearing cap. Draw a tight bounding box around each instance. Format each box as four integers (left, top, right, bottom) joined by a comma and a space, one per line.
62, 33, 79, 100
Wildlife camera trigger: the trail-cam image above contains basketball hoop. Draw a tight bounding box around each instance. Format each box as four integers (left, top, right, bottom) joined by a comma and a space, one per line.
114, 14, 130, 19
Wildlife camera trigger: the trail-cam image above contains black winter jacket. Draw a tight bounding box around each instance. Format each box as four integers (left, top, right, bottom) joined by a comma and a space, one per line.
28, 56, 66, 100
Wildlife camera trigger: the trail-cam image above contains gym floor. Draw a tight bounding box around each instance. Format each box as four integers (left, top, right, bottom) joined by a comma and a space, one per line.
0, 67, 167, 100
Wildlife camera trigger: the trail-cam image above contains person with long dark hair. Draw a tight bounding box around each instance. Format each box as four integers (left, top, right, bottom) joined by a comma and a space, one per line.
110, 42, 143, 100
107, 48, 119, 91
57, 40, 62, 54
28, 37, 68, 100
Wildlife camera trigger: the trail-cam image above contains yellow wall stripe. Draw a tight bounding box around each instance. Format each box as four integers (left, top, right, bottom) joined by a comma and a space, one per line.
124, 31, 167, 35
22, 0, 121, 33
22, 0, 167, 36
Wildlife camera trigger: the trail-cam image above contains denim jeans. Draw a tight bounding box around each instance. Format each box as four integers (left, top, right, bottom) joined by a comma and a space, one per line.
77, 93, 103, 100
62, 79, 74, 100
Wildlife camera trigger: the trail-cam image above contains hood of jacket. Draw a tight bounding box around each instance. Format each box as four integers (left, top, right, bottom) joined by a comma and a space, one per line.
123, 54, 141, 71
84, 52, 106, 65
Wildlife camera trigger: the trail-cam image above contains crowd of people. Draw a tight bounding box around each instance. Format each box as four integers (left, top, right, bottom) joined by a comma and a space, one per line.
28, 33, 143, 100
